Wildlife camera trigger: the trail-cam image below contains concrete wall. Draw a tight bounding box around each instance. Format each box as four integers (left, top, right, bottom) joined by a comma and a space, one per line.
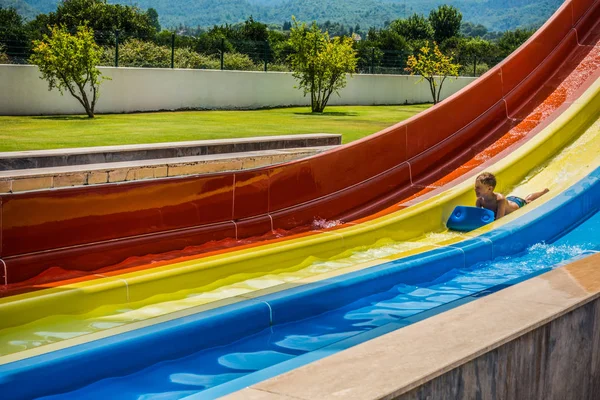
0, 65, 475, 115
396, 297, 600, 400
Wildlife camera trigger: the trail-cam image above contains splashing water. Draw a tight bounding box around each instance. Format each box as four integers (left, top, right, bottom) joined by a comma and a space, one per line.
50, 238, 596, 400
312, 218, 344, 230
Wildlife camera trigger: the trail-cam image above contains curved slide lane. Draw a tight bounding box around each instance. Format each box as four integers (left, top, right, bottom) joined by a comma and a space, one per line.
1, 74, 600, 361
2, 149, 600, 400
1, 0, 599, 286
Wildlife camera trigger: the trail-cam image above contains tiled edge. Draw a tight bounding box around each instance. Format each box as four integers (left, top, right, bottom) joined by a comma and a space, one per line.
0, 148, 329, 193
220, 388, 296, 400
223, 254, 600, 400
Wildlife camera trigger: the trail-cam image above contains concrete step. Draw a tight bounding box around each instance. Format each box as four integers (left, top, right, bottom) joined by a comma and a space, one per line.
0, 146, 337, 193
0, 134, 341, 171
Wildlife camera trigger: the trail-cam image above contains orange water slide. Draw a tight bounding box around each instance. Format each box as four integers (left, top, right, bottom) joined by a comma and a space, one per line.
0, 0, 599, 287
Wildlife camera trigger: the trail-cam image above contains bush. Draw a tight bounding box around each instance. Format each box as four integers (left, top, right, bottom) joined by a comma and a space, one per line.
266, 63, 290, 72
0, 44, 9, 64
174, 48, 219, 69
102, 39, 171, 68
459, 61, 490, 77
100, 39, 266, 71
223, 52, 259, 70
475, 62, 490, 76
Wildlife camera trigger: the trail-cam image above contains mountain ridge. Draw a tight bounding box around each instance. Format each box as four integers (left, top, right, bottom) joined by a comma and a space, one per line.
0, 0, 564, 32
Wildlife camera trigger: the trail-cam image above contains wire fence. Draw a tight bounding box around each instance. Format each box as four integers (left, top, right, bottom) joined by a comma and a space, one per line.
0, 27, 500, 76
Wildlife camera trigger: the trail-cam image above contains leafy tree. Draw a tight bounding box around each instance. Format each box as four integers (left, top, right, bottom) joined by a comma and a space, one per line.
0, 7, 29, 60
268, 29, 293, 64
288, 19, 357, 113
363, 27, 410, 73
390, 14, 433, 42
497, 28, 534, 57
406, 41, 460, 104
147, 8, 161, 33
237, 16, 270, 63
458, 37, 493, 76
429, 5, 462, 44
30, 25, 108, 118
241, 16, 268, 41
461, 22, 488, 38
28, 0, 157, 41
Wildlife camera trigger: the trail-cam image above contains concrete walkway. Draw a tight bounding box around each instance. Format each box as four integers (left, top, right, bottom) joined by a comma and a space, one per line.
0, 135, 340, 193
0, 134, 340, 170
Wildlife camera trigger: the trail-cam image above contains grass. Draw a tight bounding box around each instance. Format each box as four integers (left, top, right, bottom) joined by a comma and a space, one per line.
0, 105, 432, 152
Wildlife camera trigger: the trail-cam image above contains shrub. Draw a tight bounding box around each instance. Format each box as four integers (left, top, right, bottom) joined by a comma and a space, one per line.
0, 44, 9, 64
100, 40, 263, 71
223, 52, 259, 71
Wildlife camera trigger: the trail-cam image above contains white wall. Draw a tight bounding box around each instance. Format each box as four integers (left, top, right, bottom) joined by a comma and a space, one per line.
0, 65, 476, 115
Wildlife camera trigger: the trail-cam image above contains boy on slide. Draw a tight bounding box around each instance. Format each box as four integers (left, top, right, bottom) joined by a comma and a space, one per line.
474, 172, 549, 220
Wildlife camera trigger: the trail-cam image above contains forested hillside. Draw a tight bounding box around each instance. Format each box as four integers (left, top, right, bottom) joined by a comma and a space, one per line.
0, 0, 563, 31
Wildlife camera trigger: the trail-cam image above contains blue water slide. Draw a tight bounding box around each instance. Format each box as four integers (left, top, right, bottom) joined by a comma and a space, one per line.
1, 167, 600, 400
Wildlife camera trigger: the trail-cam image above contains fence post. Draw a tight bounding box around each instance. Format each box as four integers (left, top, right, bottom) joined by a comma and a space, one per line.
264, 40, 268, 72
171, 33, 175, 69
473, 56, 477, 76
115, 30, 119, 67
220, 38, 225, 70
370, 47, 375, 74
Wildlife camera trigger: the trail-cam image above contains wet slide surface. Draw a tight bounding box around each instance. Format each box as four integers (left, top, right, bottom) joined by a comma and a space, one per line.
4, 161, 600, 400
40, 213, 600, 400
1, 2, 600, 295
1, 0, 599, 288
1, 92, 599, 360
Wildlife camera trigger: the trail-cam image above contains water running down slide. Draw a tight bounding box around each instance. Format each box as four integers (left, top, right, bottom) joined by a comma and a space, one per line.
1, 75, 599, 361
4, 157, 600, 400
0, 0, 599, 286
0, 4, 599, 398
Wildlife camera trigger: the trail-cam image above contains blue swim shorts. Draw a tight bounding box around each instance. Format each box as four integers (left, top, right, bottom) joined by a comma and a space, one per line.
507, 195, 526, 208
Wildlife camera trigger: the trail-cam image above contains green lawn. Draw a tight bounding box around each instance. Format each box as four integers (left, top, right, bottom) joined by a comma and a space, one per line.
0, 105, 431, 152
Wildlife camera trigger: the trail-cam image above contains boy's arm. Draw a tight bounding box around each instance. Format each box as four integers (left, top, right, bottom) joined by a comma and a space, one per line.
476, 197, 482, 208
496, 196, 507, 219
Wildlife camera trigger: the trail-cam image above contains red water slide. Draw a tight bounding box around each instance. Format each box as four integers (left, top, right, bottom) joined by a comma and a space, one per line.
1, 0, 599, 285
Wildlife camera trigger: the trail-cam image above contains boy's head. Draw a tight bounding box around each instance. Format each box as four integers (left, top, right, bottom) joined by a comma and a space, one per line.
475, 172, 496, 198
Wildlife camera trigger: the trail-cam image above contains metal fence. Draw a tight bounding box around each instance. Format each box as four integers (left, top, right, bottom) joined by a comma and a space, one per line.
0, 27, 499, 76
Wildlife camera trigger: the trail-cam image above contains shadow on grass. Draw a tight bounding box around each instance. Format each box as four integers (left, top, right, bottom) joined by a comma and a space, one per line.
31, 115, 93, 121
294, 111, 359, 117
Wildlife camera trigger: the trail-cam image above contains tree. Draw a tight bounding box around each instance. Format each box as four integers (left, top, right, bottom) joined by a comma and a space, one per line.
429, 5, 462, 44
461, 22, 488, 38
405, 42, 460, 104
288, 19, 357, 113
390, 14, 434, 42
0, 7, 29, 60
497, 28, 534, 58
29, 0, 158, 41
241, 16, 268, 41
458, 37, 493, 76
30, 25, 108, 118
146, 8, 161, 33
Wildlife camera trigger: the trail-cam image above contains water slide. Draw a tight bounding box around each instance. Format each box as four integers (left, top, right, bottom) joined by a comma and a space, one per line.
3, 86, 600, 399
4, 166, 600, 400
1, 17, 600, 361
0, 0, 597, 350
1, 0, 599, 289
0, 1, 600, 398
